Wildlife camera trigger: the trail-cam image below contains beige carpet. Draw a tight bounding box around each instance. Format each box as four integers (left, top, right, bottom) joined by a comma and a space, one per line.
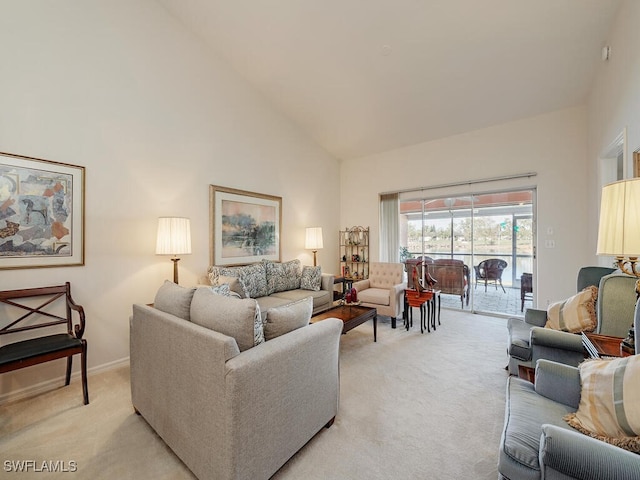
0, 310, 508, 479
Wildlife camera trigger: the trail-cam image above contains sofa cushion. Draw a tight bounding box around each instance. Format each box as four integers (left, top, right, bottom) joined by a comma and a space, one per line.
264, 259, 301, 294
500, 377, 575, 479
544, 286, 597, 333
301, 265, 322, 291
264, 297, 312, 341
270, 289, 330, 312
154, 281, 196, 321
358, 287, 390, 306
190, 287, 264, 351
564, 355, 640, 453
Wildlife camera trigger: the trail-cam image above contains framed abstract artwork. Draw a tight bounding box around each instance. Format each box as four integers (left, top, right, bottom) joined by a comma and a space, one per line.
210, 185, 281, 266
0, 152, 85, 269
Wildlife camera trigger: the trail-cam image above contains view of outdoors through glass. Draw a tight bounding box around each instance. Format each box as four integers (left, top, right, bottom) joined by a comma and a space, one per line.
400, 189, 535, 316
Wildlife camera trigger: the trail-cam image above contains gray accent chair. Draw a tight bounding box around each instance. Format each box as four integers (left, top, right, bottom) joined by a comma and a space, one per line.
506, 267, 638, 375
498, 359, 640, 480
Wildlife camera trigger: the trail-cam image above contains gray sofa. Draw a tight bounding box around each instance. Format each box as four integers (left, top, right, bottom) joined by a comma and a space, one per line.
507, 268, 636, 375
130, 287, 343, 480
207, 260, 334, 318
499, 359, 640, 480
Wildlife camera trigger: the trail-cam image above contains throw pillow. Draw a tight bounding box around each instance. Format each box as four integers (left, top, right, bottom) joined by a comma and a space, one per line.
190, 287, 264, 351
209, 284, 241, 298
153, 280, 196, 321
264, 296, 312, 341
544, 286, 598, 333
301, 265, 322, 291
564, 355, 640, 453
238, 262, 268, 298
207, 266, 246, 298
264, 259, 302, 294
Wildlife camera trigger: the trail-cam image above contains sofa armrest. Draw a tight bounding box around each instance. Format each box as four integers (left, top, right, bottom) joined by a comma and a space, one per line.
320, 273, 335, 292
534, 359, 581, 408
224, 319, 342, 479
540, 424, 640, 480
530, 327, 584, 352
524, 308, 547, 327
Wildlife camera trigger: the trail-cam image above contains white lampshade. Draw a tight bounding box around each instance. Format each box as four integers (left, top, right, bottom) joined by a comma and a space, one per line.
156, 217, 192, 256
597, 179, 640, 257
305, 227, 324, 250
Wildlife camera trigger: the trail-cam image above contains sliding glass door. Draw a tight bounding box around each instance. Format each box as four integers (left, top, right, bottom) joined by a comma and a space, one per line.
400, 189, 535, 317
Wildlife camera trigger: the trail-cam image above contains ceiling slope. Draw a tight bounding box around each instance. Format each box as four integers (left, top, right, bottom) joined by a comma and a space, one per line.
157, 0, 621, 160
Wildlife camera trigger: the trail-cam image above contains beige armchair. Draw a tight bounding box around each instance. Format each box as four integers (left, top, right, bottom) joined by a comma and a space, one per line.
353, 262, 406, 329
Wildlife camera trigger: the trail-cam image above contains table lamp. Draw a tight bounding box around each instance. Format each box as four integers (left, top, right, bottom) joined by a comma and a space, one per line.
305, 227, 323, 266
596, 178, 640, 353
156, 217, 192, 284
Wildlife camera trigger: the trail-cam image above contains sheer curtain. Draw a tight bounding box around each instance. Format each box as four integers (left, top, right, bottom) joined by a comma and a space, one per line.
379, 193, 399, 262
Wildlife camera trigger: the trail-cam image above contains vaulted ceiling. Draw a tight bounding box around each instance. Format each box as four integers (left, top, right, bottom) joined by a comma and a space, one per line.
157, 0, 622, 160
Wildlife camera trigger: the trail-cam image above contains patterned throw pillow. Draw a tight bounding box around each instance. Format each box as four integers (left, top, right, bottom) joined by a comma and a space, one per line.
564, 355, 640, 453
207, 266, 246, 298
264, 259, 302, 294
209, 284, 241, 298
238, 262, 268, 298
544, 286, 598, 333
264, 297, 312, 341
300, 265, 322, 291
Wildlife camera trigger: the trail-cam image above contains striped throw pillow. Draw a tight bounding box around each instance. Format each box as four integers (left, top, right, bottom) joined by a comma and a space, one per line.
564, 355, 640, 453
544, 286, 597, 333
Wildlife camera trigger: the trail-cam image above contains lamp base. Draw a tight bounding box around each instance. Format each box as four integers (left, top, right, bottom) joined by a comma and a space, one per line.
171, 257, 180, 284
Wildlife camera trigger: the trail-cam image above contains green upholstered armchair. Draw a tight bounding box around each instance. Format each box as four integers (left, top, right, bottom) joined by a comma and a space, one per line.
506, 267, 638, 375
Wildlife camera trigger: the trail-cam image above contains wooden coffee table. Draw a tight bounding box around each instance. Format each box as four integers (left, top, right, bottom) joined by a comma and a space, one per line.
311, 304, 377, 342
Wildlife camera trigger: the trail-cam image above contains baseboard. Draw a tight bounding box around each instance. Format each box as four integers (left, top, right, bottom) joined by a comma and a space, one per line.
0, 357, 130, 405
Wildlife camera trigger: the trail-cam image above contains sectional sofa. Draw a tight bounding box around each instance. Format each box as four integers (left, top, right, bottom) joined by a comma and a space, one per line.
207, 259, 334, 318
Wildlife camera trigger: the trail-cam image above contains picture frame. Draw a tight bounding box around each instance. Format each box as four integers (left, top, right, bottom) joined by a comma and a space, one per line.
210, 185, 281, 266
0, 151, 85, 269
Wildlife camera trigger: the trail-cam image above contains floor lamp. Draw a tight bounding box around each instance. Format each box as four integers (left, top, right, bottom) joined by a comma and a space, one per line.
156, 217, 192, 284
305, 227, 323, 267
597, 178, 640, 353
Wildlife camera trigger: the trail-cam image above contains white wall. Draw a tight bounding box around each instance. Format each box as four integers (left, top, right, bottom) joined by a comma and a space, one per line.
0, 0, 340, 399
587, 0, 640, 260
340, 106, 591, 307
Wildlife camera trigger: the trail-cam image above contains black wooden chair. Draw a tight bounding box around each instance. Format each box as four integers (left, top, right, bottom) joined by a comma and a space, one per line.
474, 258, 507, 293
520, 272, 533, 311
0, 283, 88, 405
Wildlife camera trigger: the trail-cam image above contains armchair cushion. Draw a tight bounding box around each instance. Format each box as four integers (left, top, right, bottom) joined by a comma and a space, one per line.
545, 286, 598, 333
358, 287, 390, 306
564, 355, 640, 453
190, 287, 264, 351
264, 297, 312, 341
301, 265, 322, 291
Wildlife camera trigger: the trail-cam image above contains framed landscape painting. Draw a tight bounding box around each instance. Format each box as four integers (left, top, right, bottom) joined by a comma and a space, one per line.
210, 185, 281, 266
0, 152, 85, 269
